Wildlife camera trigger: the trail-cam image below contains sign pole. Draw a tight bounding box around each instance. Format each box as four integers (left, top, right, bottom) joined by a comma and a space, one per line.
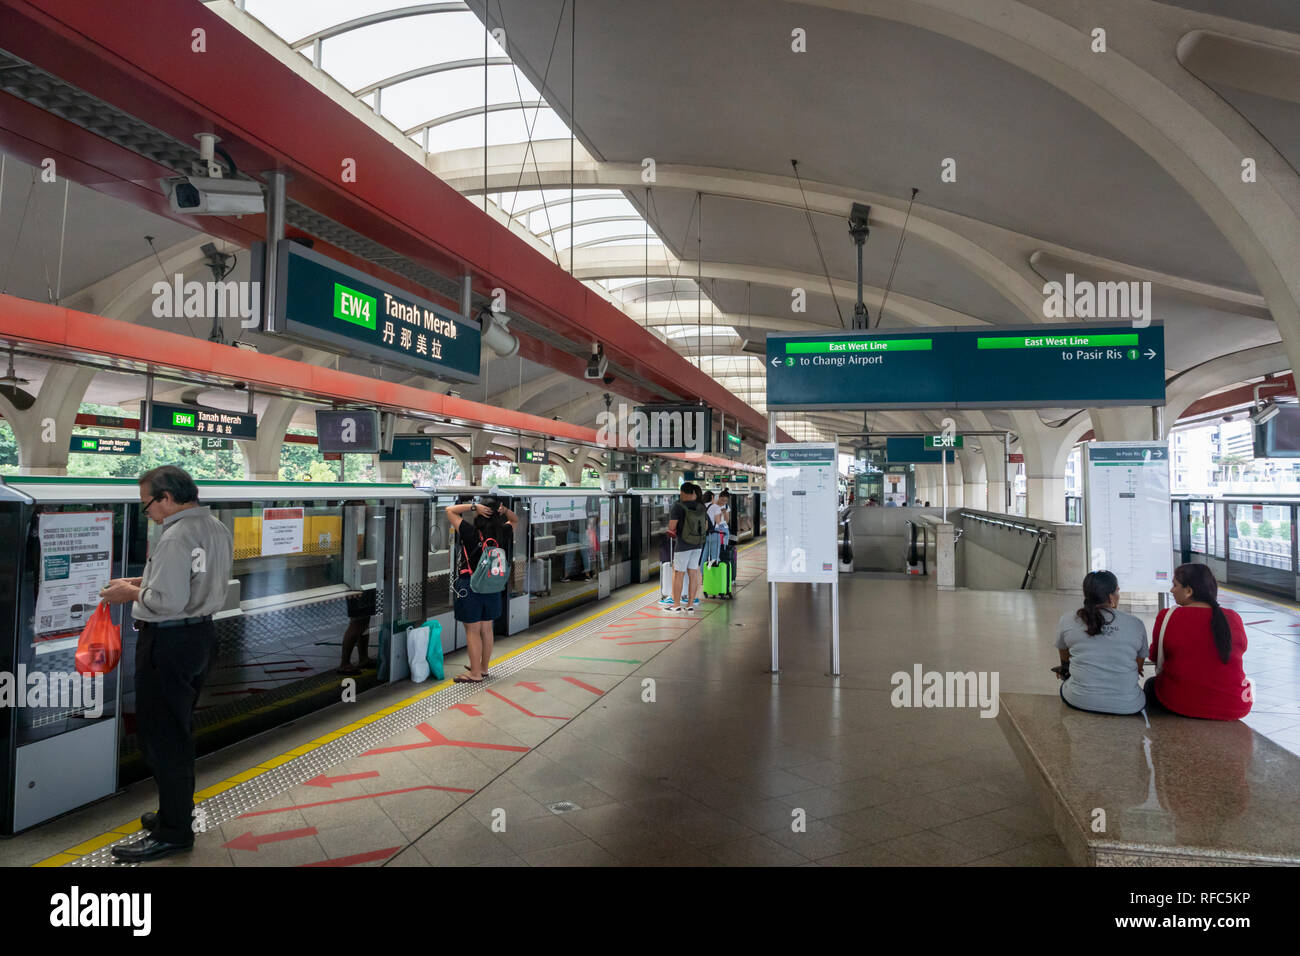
942, 448, 949, 522
831, 433, 841, 677
768, 414, 779, 674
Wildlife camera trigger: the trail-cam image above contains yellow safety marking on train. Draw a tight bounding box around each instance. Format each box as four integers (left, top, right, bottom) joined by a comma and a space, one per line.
29, 579, 669, 867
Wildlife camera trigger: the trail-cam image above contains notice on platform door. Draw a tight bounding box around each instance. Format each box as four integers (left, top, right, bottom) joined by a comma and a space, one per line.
261, 507, 305, 556
599, 498, 610, 542
35, 511, 115, 643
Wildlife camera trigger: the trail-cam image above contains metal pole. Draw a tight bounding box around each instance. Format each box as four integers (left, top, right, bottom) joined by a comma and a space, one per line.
830, 578, 841, 676
768, 411, 778, 674
261, 170, 287, 333
942, 449, 948, 522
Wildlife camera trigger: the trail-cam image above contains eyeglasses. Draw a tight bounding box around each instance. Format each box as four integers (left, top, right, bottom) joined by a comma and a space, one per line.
141, 496, 162, 514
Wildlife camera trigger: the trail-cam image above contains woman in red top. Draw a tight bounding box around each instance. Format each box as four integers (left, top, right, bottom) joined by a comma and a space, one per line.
1146, 563, 1251, 720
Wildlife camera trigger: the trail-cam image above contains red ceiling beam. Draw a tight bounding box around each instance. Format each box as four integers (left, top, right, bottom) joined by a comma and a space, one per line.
0, 294, 764, 472
0, 0, 775, 439
1179, 375, 1295, 421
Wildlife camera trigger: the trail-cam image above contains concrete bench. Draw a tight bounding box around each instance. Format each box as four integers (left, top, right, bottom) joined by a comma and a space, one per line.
997, 692, 1300, 866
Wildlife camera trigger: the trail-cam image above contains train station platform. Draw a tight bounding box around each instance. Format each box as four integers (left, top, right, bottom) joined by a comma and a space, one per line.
8, 551, 1300, 869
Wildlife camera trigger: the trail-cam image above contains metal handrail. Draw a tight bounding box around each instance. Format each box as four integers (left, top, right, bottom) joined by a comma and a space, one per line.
958, 511, 1056, 538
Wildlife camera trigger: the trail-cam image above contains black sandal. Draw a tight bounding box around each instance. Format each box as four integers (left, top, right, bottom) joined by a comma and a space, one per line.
453, 674, 484, 683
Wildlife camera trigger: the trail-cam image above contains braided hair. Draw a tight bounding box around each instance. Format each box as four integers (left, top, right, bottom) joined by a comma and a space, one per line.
1174, 563, 1233, 664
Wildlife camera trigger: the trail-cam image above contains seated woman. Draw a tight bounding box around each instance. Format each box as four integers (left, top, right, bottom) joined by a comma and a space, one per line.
1146, 563, 1251, 720
1054, 570, 1147, 715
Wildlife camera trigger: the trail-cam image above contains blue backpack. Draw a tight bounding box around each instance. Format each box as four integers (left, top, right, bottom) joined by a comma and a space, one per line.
462, 532, 508, 594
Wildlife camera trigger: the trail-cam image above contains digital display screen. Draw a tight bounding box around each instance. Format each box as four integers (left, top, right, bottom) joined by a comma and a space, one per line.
316, 409, 380, 453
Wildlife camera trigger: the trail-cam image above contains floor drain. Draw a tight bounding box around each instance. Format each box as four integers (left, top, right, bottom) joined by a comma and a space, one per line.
547, 801, 581, 814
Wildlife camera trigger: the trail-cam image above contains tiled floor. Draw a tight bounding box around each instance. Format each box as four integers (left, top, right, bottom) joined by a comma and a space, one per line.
10, 550, 1300, 867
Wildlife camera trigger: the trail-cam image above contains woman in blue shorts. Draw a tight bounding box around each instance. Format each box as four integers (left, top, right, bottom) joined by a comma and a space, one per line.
447, 495, 518, 683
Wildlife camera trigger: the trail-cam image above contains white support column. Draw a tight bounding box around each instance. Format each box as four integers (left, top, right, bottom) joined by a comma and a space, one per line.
1009, 411, 1092, 523
240, 398, 299, 480
0, 364, 97, 476
959, 449, 988, 511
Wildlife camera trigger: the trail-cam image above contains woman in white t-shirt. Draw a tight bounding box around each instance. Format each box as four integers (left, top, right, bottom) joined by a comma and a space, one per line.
1054, 570, 1148, 715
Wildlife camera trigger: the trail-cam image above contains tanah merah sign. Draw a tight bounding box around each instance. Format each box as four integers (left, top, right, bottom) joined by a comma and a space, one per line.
269, 240, 481, 383
148, 401, 257, 440
69, 436, 140, 456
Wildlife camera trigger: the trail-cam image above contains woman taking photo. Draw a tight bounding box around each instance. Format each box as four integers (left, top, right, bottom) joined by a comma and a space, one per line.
1147, 563, 1251, 719
1054, 570, 1148, 715
447, 495, 518, 683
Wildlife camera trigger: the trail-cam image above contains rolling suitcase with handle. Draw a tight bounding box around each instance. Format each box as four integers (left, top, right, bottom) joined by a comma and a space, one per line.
702, 558, 732, 598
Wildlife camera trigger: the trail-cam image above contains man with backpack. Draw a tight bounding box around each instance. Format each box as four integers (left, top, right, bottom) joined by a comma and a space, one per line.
667, 482, 709, 613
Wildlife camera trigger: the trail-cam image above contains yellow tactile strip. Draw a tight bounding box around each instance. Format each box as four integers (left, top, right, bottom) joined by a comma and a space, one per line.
32, 583, 666, 867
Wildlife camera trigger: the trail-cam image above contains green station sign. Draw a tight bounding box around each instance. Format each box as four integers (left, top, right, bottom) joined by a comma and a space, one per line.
202, 437, 232, 451
269, 240, 481, 383
148, 401, 257, 440
923, 435, 964, 449
378, 436, 434, 462
518, 448, 548, 464
724, 431, 742, 455
767, 324, 1164, 410
69, 435, 140, 456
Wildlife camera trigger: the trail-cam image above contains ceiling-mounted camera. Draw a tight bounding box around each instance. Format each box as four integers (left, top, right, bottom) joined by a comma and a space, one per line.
584, 342, 609, 380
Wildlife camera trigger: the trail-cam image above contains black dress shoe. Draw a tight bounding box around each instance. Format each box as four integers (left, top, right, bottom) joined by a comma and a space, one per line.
111, 834, 193, 863
140, 811, 158, 831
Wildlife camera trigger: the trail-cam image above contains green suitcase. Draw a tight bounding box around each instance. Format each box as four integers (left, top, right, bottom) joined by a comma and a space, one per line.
702, 559, 732, 598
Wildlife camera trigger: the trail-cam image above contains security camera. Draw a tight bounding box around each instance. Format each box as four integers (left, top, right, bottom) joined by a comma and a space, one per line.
164, 175, 265, 216
602, 374, 615, 385
584, 342, 609, 380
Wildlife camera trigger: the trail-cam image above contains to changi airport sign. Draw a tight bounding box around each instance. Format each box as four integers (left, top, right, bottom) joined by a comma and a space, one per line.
69, 436, 140, 456
379, 436, 434, 462
148, 402, 257, 440
766, 324, 1165, 410
270, 240, 481, 383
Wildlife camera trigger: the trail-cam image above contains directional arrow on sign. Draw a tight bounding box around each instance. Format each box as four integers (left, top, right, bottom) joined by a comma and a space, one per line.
302, 771, 380, 789
223, 826, 318, 851
770, 356, 781, 368
1145, 348, 1157, 359
515, 681, 544, 692
449, 703, 482, 716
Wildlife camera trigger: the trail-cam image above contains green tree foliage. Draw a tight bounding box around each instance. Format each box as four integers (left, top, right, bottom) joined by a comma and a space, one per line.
1257, 520, 1275, 539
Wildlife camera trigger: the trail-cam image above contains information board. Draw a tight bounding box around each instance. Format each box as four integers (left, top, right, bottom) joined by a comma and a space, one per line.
35, 511, 114, 643
69, 436, 140, 456
1085, 442, 1172, 592
149, 401, 257, 440
270, 240, 481, 383
766, 443, 838, 583
531, 498, 588, 524
766, 324, 1165, 410
379, 436, 434, 462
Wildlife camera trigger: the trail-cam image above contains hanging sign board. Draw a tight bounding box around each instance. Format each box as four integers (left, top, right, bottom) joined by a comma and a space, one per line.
379, 436, 434, 462
149, 401, 257, 440
1085, 442, 1172, 592
316, 409, 380, 453
767, 324, 1165, 410
766, 443, 838, 583
518, 448, 548, 464
69, 436, 140, 456
268, 240, 481, 383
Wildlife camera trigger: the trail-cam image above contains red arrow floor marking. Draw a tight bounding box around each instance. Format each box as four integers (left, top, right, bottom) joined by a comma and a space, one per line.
562, 676, 604, 695
223, 826, 318, 851
485, 688, 567, 721
300, 846, 402, 867
237, 784, 475, 818
362, 723, 529, 755
1245, 620, 1272, 626
302, 771, 380, 788
449, 703, 482, 716
617, 639, 675, 645
515, 681, 544, 692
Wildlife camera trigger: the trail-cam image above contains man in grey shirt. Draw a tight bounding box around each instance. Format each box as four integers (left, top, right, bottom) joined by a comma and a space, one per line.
99, 465, 232, 862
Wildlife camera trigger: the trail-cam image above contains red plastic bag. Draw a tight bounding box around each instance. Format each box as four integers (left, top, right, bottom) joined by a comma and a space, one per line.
75, 601, 122, 675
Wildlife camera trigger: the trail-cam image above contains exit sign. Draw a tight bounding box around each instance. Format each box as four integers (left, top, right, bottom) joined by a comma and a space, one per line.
923, 435, 963, 449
